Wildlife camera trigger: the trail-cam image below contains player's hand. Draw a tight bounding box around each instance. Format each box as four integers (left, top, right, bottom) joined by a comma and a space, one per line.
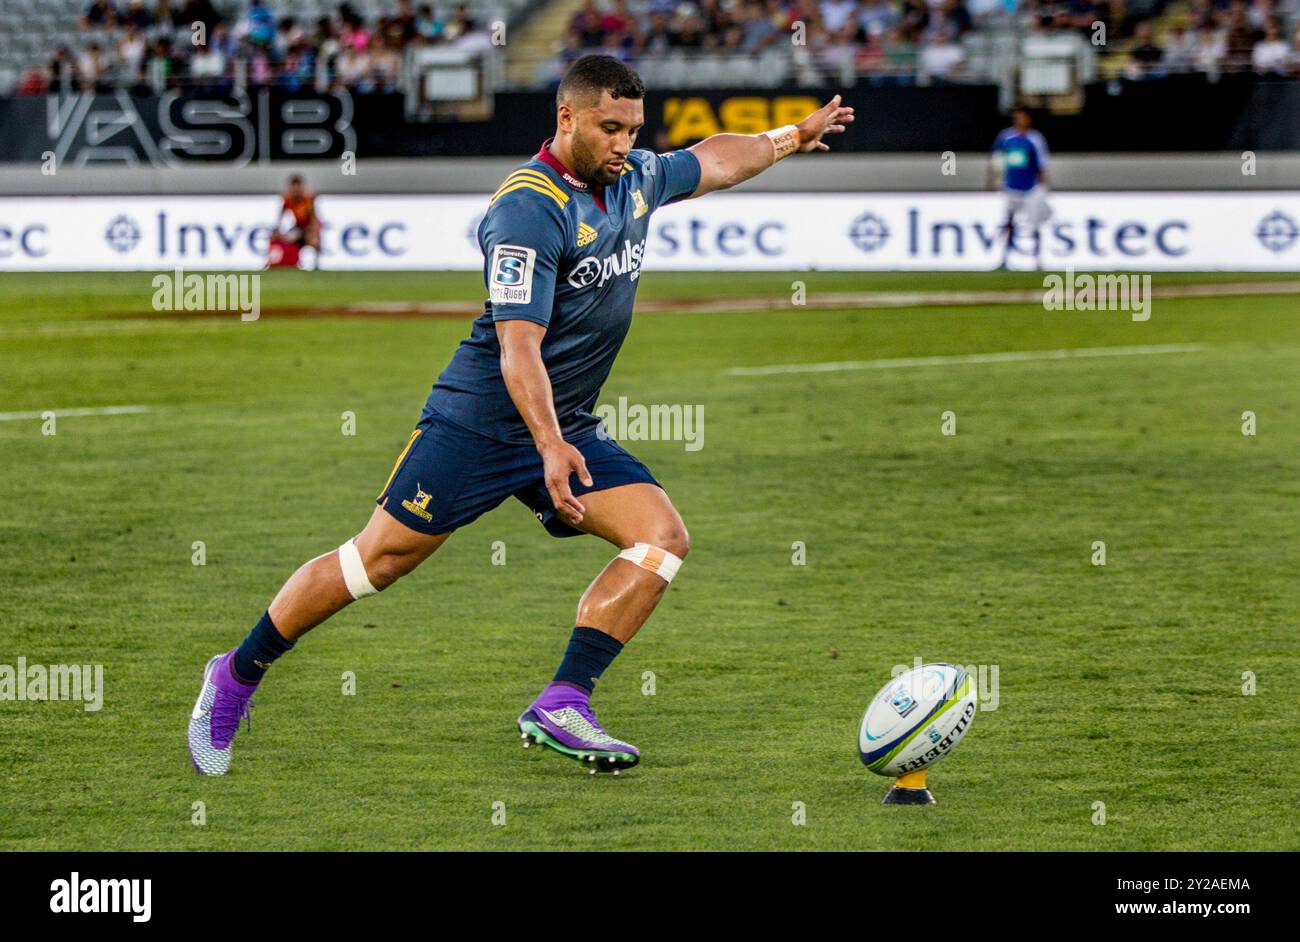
539, 439, 592, 525
796, 95, 855, 153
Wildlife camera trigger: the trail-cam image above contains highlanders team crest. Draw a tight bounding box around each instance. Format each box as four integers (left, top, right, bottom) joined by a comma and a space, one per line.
402, 485, 434, 522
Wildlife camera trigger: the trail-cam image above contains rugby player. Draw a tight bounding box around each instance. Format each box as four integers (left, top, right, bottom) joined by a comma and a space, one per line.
189, 55, 853, 776
275, 174, 321, 270
987, 106, 1051, 270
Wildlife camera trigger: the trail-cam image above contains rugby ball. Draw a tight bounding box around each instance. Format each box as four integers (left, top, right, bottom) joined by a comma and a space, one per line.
858, 663, 977, 777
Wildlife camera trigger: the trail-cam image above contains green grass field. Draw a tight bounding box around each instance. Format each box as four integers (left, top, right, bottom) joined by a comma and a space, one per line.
2, 269, 1298, 850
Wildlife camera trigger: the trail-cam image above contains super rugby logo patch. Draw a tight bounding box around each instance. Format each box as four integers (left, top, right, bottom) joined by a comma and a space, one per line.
489, 244, 536, 305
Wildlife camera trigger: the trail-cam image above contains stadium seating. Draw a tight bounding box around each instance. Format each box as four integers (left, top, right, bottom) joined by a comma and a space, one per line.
0, 0, 1297, 95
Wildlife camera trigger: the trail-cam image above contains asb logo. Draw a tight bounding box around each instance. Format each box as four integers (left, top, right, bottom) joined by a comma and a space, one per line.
105, 215, 141, 254
849, 212, 890, 253
1256, 210, 1298, 254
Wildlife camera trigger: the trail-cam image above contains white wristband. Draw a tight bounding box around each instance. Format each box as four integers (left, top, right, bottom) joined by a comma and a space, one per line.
764, 125, 800, 162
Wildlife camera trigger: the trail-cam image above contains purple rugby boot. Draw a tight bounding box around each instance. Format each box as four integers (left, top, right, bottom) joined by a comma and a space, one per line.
187, 650, 256, 775
517, 682, 640, 775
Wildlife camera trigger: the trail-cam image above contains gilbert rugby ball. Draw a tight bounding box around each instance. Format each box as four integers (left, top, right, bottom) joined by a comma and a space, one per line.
858, 663, 977, 777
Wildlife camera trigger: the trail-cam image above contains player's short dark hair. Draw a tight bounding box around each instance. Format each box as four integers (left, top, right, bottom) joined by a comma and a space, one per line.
556, 55, 645, 110
288, 174, 304, 185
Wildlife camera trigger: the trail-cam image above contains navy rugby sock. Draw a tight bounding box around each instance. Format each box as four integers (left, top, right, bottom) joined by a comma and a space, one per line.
232, 610, 295, 684
551, 626, 624, 694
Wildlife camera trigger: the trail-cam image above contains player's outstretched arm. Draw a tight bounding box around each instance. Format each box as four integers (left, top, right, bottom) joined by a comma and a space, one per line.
684, 94, 855, 198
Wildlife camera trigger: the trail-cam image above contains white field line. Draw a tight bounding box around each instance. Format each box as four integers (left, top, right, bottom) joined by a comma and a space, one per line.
0, 318, 236, 338
0, 405, 152, 422
724, 343, 1209, 376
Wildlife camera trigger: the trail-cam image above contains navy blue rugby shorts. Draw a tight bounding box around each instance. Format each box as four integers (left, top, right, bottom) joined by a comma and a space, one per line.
375, 410, 660, 537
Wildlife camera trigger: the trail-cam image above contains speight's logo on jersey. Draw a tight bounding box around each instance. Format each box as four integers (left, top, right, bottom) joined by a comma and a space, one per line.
489, 244, 537, 305
567, 238, 646, 290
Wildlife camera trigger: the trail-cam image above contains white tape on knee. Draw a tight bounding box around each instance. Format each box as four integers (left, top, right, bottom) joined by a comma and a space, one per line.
337, 538, 378, 599
617, 542, 683, 584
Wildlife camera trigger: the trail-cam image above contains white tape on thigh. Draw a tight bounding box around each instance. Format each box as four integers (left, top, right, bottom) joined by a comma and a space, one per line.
337, 538, 378, 599
617, 542, 683, 584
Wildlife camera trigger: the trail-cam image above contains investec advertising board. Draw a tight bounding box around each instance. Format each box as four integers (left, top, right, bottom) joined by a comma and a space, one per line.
0, 192, 1296, 271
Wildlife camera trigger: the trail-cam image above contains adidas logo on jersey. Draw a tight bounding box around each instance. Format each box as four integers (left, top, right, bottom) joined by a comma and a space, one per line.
577, 222, 598, 248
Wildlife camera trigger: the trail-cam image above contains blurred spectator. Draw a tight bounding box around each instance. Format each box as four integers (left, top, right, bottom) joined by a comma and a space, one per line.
1056, 0, 1109, 33
177, 0, 223, 31
188, 40, 228, 91
1191, 22, 1226, 73
1127, 20, 1165, 75
275, 18, 306, 58
699, 0, 736, 37
393, 0, 419, 42
122, 0, 155, 30
313, 16, 340, 60
819, 15, 862, 79
371, 34, 403, 89
51, 44, 77, 87
1187, 0, 1218, 29
673, 12, 708, 46
920, 30, 966, 79
17, 64, 52, 96
1222, 0, 1257, 67
643, 9, 676, 53
276, 38, 316, 91
1163, 23, 1197, 71
1245, 0, 1275, 31
146, 36, 176, 91
1251, 19, 1291, 71
858, 0, 901, 37
119, 23, 148, 83
883, 24, 918, 74
822, 0, 861, 32
443, 3, 479, 41
238, 1, 276, 47
335, 40, 369, 89
966, 0, 1004, 20
415, 4, 445, 41
596, 28, 632, 61
571, 0, 607, 48
600, 0, 637, 36
80, 0, 116, 30
900, 0, 931, 39
210, 22, 239, 61
78, 41, 112, 91
739, 1, 781, 51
